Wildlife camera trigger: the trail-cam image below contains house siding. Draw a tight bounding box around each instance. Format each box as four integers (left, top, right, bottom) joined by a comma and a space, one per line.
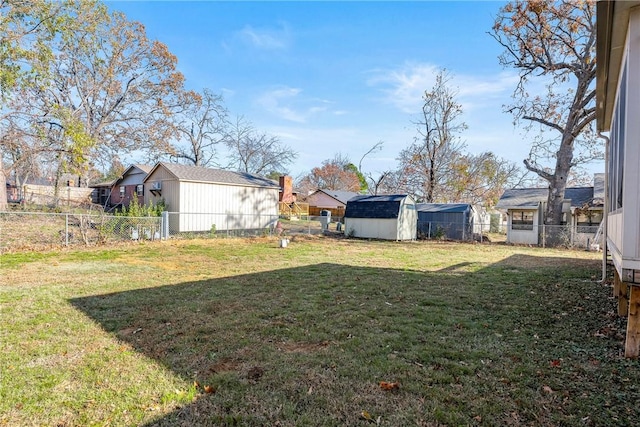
506, 209, 540, 245
144, 164, 278, 233
177, 181, 278, 232
606, 7, 640, 273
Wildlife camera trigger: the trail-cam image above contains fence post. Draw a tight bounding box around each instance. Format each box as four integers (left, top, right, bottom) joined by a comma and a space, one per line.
161, 211, 169, 240
65, 213, 69, 246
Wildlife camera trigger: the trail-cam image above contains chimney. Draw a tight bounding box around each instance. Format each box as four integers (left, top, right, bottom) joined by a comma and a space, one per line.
279, 176, 294, 203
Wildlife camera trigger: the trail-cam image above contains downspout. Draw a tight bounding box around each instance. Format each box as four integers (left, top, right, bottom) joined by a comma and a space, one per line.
598, 131, 610, 283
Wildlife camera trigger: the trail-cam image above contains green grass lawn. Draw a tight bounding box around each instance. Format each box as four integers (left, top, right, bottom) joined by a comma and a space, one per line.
0, 236, 635, 426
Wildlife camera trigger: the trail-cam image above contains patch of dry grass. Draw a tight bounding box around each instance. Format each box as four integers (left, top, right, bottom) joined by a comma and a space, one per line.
1, 237, 630, 426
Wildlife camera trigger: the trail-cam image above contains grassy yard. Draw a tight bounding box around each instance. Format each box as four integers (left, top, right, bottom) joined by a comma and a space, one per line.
0, 236, 635, 426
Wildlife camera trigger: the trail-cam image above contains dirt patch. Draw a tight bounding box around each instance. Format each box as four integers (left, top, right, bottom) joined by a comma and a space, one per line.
207, 357, 242, 374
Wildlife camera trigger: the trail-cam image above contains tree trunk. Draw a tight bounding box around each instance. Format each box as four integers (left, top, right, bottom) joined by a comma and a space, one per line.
544, 133, 574, 246
0, 161, 8, 211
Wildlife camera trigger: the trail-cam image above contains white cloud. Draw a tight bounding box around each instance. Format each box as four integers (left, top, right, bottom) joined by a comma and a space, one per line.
255, 86, 339, 123
237, 23, 290, 50
368, 62, 520, 114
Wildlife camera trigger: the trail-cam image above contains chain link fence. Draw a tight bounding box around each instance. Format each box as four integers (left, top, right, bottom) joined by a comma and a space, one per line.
417, 220, 489, 241
538, 224, 600, 249
0, 210, 601, 252
0, 211, 162, 253
0, 211, 333, 252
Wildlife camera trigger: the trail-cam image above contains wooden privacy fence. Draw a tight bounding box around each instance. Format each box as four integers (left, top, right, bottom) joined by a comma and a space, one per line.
308, 206, 345, 220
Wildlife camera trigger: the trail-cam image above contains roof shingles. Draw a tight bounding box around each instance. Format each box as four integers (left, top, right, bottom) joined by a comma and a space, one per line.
157, 163, 279, 188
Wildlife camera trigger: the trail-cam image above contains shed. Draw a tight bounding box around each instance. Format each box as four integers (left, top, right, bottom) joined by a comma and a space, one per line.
144, 162, 279, 233
344, 194, 417, 241
416, 203, 475, 240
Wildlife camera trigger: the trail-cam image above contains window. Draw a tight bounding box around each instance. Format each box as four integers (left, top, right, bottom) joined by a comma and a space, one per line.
136, 184, 144, 196
119, 186, 125, 197
609, 58, 626, 212
511, 211, 534, 230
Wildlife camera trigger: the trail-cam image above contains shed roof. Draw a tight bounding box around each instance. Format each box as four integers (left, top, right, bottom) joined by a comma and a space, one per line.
496, 187, 597, 210
345, 194, 411, 219
145, 162, 279, 188
416, 203, 471, 213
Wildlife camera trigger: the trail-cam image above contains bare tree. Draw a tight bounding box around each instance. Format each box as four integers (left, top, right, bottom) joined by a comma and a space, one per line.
396, 69, 467, 202
490, 0, 598, 232
170, 89, 227, 167
224, 116, 297, 176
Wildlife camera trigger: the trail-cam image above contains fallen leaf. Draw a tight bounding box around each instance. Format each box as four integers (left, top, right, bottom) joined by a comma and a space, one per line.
542, 385, 554, 394
193, 381, 200, 389
379, 381, 400, 390
361, 410, 374, 422
203, 385, 217, 394
550, 360, 561, 368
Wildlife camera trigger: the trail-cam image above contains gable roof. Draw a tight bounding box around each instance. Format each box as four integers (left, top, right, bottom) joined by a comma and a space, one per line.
416, 203, 471, 213
114, 164, 153, 185
345, 194, 411, 219
145, 162, 279, 189
496, 187, 598, 210
309, 189, 360, 205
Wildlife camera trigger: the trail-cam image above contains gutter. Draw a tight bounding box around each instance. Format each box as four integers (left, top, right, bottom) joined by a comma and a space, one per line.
598, 131, 610, 283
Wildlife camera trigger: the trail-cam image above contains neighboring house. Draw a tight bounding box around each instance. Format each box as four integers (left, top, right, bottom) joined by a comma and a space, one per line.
304, 189, 360, 219
495, 177, 604, 247
110, 164, 153, 210
416, 203, 481, 241
144, 162, 279, 233
596, 1, 640, 356
344, 194, 417, 241
90, 180, 115, 207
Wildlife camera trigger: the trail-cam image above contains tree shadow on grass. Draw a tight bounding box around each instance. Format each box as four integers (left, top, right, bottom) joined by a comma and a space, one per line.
69, 255, 614, 426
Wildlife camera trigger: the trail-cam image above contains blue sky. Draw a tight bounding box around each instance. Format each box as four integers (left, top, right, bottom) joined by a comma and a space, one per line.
106, 1, 599, 180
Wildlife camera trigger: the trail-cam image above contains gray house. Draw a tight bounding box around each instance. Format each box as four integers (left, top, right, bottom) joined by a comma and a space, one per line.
344, 194, 417, 241
496, 178, 603, 247
144, 162, 280, 233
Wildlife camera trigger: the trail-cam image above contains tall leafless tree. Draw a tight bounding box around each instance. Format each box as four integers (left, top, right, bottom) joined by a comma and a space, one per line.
224, 116, 297, 176
396, 69, 467, 203
170, 89, 227, 167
